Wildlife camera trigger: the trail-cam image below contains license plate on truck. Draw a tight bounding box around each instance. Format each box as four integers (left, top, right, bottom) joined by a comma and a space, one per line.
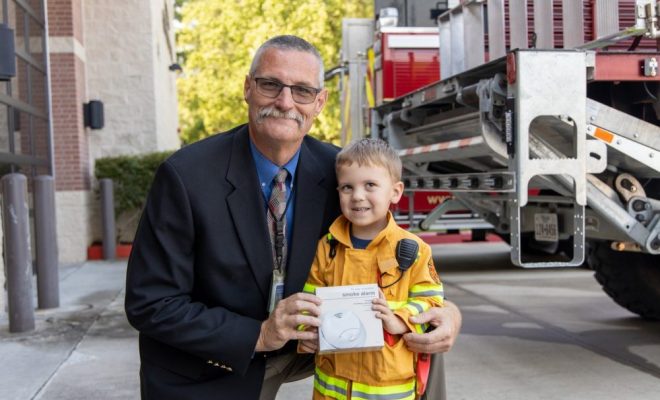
534, 213, 558, 242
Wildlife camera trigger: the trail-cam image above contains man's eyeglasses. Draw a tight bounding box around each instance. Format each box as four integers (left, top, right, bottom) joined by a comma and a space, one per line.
253, 78, 321, 104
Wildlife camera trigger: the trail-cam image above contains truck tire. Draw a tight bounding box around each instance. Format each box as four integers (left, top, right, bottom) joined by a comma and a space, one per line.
587, 241, 660, 320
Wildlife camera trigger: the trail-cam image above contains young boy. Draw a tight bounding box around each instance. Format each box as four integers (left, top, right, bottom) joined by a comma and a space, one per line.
301, 138, 444, 400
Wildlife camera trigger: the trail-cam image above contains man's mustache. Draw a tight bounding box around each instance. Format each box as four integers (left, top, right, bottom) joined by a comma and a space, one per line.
256, 106, 305, 127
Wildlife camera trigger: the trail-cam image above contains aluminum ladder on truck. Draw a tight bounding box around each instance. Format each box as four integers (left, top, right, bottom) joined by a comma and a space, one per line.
431, 0, 660, 267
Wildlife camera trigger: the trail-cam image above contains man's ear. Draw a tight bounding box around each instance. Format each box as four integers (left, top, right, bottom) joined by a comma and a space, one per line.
314, 88, 329, 115
391, 181, 405, 204
243, 75, 251, 102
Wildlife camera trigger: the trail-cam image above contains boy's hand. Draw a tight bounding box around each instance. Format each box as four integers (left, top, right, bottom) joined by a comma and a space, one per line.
372, 296, 408, 335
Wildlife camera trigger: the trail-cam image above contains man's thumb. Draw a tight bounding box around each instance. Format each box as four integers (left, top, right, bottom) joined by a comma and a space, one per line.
410, 311, 431, 324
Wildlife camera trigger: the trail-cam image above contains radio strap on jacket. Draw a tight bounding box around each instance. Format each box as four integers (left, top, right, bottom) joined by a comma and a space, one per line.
416, 324, 435, 396
416, 353, 431, 396
327, 233, 338, 258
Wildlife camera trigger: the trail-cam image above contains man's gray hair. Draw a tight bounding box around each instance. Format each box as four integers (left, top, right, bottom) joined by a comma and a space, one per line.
249, 35, 325, 88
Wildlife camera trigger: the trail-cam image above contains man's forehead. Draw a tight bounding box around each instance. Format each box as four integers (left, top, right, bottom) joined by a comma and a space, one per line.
254, 48, 320, 85
260, 47, 317, 62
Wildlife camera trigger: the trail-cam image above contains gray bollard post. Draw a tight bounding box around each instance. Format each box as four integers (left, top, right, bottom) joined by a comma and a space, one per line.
1, 173, 35, 332
34, 175, 59, 309
100, 178, 116, 260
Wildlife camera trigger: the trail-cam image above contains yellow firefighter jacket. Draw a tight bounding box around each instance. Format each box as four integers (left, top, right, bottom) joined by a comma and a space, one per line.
302, 212, 444, 395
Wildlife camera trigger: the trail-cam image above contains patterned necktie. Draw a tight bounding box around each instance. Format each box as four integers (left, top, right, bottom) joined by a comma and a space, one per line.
267, 168, 288, 270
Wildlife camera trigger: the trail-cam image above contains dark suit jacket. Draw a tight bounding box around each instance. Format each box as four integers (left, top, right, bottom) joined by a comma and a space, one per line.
125, 125, 341, 399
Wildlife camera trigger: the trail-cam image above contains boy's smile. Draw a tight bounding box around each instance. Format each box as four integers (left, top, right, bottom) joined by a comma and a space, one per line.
336, 163, 404, 240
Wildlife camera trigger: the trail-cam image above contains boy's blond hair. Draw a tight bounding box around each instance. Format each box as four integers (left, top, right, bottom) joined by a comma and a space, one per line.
336, 138, 402, 182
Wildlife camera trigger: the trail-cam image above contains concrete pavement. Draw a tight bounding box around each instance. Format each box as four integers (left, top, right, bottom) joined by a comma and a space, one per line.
0, 261, 138, 400
437, 241, 660, 400
1, 242, 659, 399
0, 260, 310, 400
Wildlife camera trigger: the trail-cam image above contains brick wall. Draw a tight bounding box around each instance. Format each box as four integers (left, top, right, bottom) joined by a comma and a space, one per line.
48, 0, 89, 191
48, 0, 93, 261
50, 53, 89, 190
47, 0, 83, 42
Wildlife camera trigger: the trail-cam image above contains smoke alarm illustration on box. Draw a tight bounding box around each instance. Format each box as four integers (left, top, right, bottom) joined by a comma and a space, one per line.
316, 284, 384, 354
320, 310, 366, 349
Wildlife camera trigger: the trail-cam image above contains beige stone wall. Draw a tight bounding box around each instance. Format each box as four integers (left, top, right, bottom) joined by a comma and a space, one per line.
151, 0, 180, 151
84, 0, 179, 163
48, 0, 180, 258
55, 190, 94, 263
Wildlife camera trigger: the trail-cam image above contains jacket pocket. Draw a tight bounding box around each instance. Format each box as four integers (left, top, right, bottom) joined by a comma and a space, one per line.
140, 335, 229, 382
366, 338, 415, 381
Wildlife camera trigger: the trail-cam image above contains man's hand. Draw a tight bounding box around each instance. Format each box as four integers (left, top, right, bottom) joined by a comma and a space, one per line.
403, 300, 462, 353
255, 293, 322, 352
298, 327, 319, 354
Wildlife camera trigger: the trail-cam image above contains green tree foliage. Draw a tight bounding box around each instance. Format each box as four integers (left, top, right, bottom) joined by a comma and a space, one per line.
176, 0, 372, 144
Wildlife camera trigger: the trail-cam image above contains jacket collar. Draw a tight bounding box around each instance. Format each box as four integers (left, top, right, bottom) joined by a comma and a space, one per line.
328, 212, 400, 274
328, 211, 397, 248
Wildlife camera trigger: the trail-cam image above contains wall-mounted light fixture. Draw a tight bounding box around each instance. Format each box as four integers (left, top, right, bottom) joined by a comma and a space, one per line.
430, 1, 450, 21
0, 24, 16, 81
168, 63, 183, 73
83, 100, 104, 130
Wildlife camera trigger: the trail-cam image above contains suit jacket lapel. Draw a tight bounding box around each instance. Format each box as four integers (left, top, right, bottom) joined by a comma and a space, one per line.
286, 138, 329, 297
226, 127, 272, 301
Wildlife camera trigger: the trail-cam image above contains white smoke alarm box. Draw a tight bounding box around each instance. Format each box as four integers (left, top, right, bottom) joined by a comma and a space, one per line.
316, 284, 384, 354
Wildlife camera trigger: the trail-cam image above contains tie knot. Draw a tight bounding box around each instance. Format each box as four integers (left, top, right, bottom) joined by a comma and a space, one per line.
274, 168, 288, 185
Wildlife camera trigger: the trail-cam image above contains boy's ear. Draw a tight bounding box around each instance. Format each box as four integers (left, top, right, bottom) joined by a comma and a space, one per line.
391, 181, 404, 204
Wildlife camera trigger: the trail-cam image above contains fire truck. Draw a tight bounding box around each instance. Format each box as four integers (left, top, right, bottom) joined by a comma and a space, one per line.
337, 0, 660, 319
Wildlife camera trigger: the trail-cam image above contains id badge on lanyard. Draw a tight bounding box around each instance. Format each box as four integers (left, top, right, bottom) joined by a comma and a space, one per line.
268, 217, 287, 314
267, 268, 285, 314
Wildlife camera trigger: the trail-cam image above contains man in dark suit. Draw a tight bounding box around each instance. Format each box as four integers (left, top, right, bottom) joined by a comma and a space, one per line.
125, 35, 461, 400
